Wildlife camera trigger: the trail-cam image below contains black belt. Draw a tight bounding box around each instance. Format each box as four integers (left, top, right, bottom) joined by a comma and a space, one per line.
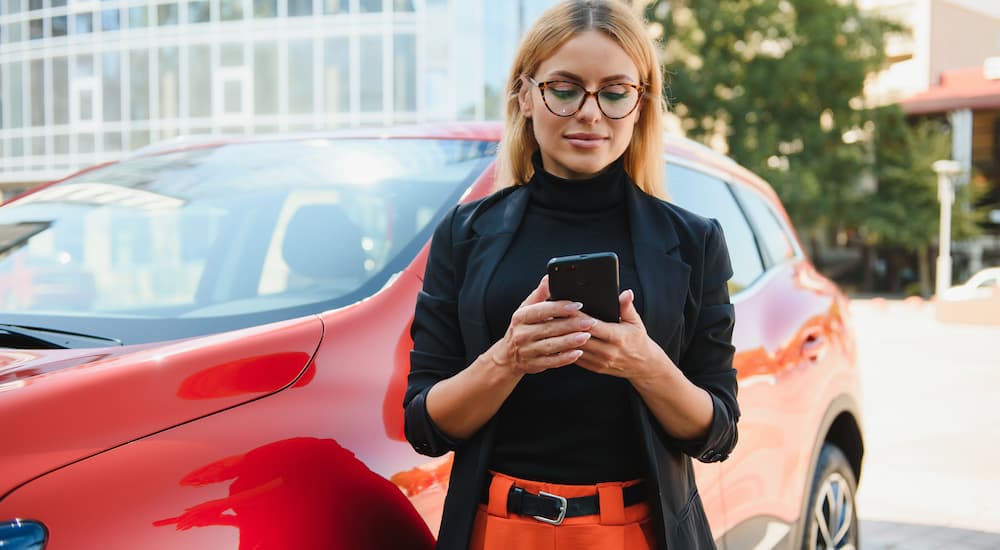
481, 476, 648, 526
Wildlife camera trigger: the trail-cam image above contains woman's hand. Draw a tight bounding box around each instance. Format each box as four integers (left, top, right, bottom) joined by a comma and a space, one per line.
487, 275, 596, 377
574, 289, 674, 383
576, 288, 716, 442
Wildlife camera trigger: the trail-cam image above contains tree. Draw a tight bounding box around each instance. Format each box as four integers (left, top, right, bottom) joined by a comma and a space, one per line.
645, 0, 898, 253
855, 106, 984, 295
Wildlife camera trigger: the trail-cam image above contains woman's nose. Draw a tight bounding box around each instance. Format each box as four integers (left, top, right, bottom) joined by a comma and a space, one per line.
575, 93, 603, 123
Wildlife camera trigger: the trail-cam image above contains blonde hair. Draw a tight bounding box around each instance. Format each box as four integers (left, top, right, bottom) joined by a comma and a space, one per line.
495, 0, 665, 199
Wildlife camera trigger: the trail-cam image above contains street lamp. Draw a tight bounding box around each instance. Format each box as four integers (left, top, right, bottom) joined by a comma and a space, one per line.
932, 159, 962, 299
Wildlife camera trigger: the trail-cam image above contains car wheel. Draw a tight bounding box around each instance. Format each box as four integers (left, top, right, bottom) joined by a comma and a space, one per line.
802, 444, 858, 550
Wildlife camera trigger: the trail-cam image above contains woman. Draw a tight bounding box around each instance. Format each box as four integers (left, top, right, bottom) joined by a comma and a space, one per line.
403, 1, 739, 549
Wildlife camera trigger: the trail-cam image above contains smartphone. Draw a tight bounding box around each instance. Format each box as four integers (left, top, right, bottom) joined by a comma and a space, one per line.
546, 252, 620, 323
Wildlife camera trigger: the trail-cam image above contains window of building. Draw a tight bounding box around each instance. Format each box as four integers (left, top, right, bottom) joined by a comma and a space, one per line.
323, 36, 349, 116
215, 67, 248, 117
222, 79, 242, 114
28, 0, 41, 11
6, 20, 24, 42
55, 134, 69, 155
732, 185, 796, 266
29, 18, 42, 39
665, 163, 765, 294
128, 5, 149, 27
9, 62, 24, 129
220, 0, 243, 19
52, 56, 69, 124
393, 0, 412, 10
104, 131, 122, 152
101, 8, 120, 30
188, 44, 212, 117
50, 0, 64, 7
29, 59, 43, 126
253, 0, 275, 18
361, 0, 382, 12
4, 0, 24, 15
187, 0, 209, 23
51, 15, 67, 36
323, 0, 347, 14
78, 133, 95, 153
131, 129, 150, 149
30, 136, 45, 157
287, 0, 311, 16
129, 49, 150, 120
393, 33, 415, 112
73, 78, 97, 124
254, 41, 278, 115
159, 47, 179, 119
102, 51, 121, 122
157, 3, 178, 25
360, 35, 382, 112
73, 12, 94, 34
288, 39, 313, 114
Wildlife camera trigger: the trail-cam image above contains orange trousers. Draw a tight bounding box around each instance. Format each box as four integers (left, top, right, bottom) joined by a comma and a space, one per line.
468, 472, 655, 550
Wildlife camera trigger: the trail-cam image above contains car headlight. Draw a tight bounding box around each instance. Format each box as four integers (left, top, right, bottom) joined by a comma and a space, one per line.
0, 519, 47, 550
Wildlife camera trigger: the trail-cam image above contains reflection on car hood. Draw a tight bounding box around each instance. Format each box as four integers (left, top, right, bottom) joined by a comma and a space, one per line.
0, 316, 323, 499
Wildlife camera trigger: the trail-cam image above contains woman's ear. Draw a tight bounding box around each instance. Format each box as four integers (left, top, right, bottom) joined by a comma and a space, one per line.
518, 78, 533, 119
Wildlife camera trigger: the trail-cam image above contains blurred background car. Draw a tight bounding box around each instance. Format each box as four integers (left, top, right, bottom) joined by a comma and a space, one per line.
937, 266, 1000, 325
941, 267, 1000, 301
0, 123, 863, 550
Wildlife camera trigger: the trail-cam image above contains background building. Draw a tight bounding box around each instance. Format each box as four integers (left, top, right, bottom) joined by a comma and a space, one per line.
861, 0, 1000, 275
0, 0, 560, 198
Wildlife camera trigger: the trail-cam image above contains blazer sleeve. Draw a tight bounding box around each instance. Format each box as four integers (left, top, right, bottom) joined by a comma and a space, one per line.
403, 206, 466, 457
670, 218, 740, 463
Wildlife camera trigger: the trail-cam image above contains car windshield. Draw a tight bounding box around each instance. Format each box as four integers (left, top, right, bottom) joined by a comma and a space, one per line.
0, 138, 495, 345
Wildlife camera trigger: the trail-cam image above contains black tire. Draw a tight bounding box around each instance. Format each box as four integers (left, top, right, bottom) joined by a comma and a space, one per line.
801, 444, 859, 550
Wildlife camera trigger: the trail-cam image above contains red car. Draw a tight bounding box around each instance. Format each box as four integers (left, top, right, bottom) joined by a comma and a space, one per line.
0, 123, 863, 550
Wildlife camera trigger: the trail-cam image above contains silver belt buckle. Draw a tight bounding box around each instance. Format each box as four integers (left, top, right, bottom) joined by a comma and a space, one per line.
532, 491, 568, 525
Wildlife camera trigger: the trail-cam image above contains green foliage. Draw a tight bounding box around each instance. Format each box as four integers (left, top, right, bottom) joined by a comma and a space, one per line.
860, 106, 985, 250
646, 0, 899, 238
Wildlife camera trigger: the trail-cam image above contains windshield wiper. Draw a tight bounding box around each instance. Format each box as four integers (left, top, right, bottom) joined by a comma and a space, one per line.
0, 324, 123, 349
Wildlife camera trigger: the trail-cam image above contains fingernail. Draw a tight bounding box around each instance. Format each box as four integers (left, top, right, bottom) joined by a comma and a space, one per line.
579, 318, 598, 329
569, 350, 584, 359
574, 332, 591, 343
565, 302, 583, 311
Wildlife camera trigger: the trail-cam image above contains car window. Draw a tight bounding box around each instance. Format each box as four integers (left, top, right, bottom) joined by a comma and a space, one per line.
731, 185, 796, 266
664, 163, 764, 294
0, 138, 494, 344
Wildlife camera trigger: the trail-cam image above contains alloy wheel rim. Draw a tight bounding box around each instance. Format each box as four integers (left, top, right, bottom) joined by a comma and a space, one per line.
809, 472, 855, 550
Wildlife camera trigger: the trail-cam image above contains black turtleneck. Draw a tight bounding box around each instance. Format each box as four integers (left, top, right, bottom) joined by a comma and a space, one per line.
486, 153, 644, 484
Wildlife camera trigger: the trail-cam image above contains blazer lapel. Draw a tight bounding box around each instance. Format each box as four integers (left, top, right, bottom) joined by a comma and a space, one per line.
624, 183, 691, 357
456, 186, 532, 360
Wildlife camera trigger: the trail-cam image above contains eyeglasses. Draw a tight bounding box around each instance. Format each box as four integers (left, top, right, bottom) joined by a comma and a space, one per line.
525, 76, 645, 120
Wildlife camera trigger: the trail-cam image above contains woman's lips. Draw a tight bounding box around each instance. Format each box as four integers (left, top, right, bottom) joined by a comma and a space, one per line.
564, 133, 607, 149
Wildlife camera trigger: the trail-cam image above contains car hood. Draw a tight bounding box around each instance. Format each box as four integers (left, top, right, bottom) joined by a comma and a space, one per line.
0, 316, 323, 499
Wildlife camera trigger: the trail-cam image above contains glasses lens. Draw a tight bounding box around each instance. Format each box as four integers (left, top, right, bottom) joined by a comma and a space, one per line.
543, 82, 585, 116
598, 84, 640, 119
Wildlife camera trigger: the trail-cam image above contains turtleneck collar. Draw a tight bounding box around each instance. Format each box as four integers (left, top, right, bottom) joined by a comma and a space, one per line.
528, 151, 627, 213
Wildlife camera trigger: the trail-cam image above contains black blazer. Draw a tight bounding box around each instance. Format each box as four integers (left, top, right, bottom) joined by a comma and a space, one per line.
404, 180, 739, 550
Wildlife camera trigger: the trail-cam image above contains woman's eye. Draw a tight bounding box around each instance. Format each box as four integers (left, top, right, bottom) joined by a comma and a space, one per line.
599, 86, 631, 101
548, 85, 581, 100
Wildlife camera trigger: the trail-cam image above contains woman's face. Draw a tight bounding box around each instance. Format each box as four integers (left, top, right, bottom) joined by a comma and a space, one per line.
520, 30, 643, 180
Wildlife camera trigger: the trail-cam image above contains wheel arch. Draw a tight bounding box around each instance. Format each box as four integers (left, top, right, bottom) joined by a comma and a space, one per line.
785, 393, 865, 550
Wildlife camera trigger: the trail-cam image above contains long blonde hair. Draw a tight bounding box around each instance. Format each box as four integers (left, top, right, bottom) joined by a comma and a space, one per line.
495, 0, 665, 199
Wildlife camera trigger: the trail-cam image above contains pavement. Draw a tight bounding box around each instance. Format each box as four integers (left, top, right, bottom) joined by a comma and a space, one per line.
849, 299, 1000, 549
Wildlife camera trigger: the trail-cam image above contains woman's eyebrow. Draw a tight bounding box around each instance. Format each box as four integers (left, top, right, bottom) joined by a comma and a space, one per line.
546, 70, 638, 84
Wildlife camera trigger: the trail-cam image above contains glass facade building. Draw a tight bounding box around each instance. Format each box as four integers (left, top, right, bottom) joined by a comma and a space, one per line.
0, 0, 559, 195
